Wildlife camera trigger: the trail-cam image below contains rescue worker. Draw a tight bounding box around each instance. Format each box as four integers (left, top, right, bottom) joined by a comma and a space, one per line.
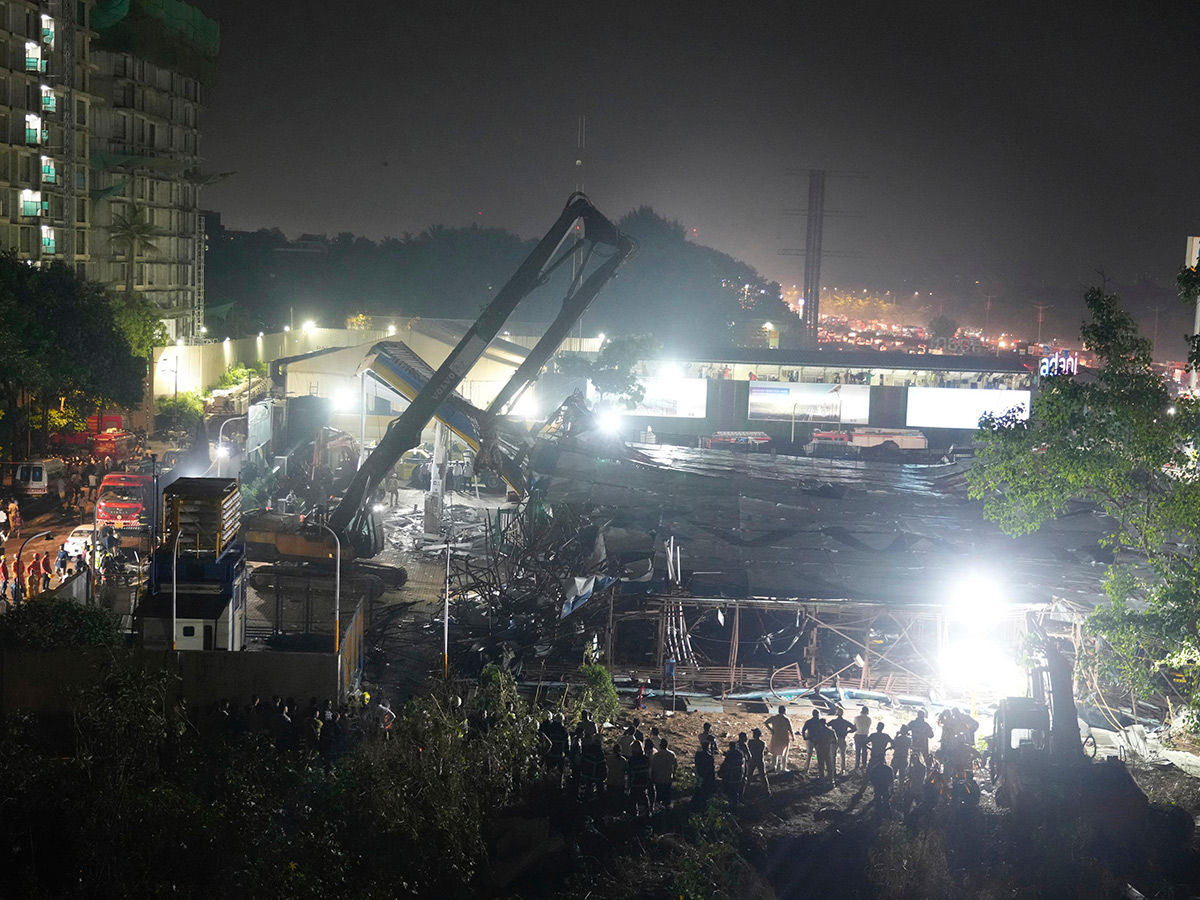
907, 709, 934, 765
719, 741, 746, 807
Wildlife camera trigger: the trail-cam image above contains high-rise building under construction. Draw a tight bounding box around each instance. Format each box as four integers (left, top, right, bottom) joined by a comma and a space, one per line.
0, 0, 218, 340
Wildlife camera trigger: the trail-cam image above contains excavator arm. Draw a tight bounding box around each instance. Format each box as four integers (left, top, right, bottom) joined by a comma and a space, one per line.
328, 193, 634, 556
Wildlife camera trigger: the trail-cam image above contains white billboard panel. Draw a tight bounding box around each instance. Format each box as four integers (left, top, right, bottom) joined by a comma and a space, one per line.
591, 377, 709, 418
906, 387, 1030, 429
748, 383, 870, 424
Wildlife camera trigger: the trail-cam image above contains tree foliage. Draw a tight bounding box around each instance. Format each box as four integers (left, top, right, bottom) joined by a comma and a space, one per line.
203, 208, 792, 351
0, 661, 540, 899
558, 334, 662, 408
108, 207, 167, 295
0, 599, 122, 650
111, 289, 168, 360
967, 287, 1200, 722
156, 391, 205, 429
0, 254, 144, 458
927, 313, 960, 339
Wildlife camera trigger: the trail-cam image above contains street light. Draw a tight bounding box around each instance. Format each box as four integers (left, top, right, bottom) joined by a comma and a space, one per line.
216, 416, 246, 478
14, 530, 51, 606
171, 528, 183, 651
306, 523, 341, 695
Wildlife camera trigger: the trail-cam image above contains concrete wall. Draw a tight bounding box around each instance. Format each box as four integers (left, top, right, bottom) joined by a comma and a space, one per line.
0, 648, 342, 716
151, 327, 394, 399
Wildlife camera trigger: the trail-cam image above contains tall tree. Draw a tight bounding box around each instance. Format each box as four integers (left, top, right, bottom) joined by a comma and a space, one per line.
0, 254, 143, 458
108, 208, 167, 295
967, 286, 1200, 722
558, 334, 662, 408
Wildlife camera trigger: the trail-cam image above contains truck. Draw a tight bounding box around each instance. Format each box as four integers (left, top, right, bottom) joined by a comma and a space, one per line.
96, 473, 154, 531
806, 427, 928, 455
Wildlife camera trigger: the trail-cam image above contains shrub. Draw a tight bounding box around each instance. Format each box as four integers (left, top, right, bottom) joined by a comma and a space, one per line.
156, 391, 204, 430
0, 599, 121, 650
573, 662, 620, 726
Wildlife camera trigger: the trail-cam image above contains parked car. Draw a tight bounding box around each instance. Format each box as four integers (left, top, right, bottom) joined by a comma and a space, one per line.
63, 523, 96, 558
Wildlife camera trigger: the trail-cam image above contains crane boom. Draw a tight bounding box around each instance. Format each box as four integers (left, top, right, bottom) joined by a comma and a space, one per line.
329, 193, 634, 555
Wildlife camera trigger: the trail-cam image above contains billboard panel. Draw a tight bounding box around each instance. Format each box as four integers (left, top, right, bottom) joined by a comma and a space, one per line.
906, 387, 1030, 429
748, 383, 870, 424
247, 400, 272, 454
591, 377, 709, 418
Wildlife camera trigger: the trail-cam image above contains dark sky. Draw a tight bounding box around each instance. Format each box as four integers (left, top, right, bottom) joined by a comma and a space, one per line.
194, 1, 1200, 340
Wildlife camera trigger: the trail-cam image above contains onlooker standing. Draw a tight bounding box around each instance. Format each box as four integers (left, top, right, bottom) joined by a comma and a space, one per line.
870, 759, 895, 817
746, 728, 771, 796
800, 710, 824, 773
719, 742, 746, 807
829, 708, 855, 775
0, 555, 10, 599
865, 722, 892, 770
606, 743, 628, 810
892, 725, 912, 787
650, 737, 677, 810
853, 705, 873, 769
39, 552, 52, 592
626, 744, 652, 817
908, 710, 934, 766
693, 743, 717, 802
764, 704, 795, 772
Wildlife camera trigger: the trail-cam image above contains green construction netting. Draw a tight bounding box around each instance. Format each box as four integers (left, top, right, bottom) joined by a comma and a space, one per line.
90, 151, 190, 173
93, 0, 219, 82
92, 0, 132, 31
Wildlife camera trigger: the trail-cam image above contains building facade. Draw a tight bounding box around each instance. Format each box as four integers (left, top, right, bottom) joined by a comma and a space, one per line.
0, 0, 217, 341
0, 0, 93, 276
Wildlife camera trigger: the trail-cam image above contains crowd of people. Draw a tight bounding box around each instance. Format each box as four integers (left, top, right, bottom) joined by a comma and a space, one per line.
537, 702, 987, 821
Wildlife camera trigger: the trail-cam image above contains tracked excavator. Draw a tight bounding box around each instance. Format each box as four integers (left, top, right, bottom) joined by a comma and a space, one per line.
244, 193, 635, 566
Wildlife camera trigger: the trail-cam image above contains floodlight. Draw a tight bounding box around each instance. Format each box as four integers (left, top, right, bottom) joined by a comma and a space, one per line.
946, 574, 1008, 624
597, 409, 622, 433
215, 444, 230, 459
303, 320, 316, 333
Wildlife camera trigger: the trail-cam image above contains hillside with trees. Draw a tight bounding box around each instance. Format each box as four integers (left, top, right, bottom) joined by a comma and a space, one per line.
204, 207, 796, 349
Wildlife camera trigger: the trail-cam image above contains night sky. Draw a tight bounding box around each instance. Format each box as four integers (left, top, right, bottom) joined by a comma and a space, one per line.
195, 1, 1200, 343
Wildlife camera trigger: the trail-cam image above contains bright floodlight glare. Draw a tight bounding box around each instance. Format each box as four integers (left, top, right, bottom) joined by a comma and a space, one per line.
175, 338, 184, 347
512, 389, 539, 419
763, 321, 774, 331
940, 640, 1026, 695
333, 389, 355, 411
948, 574, 1007, 629
216, 444, 230, 459
1168, 405, 1177, 416
387, 323, 396, 335
598, 332, 606, 343
302, 319, 316, 332
284, 325, 291, 332
597, 408, 622, 433
372, 503, 385, 513
659, 362, 682, 381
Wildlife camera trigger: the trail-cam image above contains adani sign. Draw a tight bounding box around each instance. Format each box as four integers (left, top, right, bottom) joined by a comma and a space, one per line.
1039, 351, 1078, 377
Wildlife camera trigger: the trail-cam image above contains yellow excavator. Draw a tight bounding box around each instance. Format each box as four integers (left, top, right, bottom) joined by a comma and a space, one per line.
244, 193, 635, 564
